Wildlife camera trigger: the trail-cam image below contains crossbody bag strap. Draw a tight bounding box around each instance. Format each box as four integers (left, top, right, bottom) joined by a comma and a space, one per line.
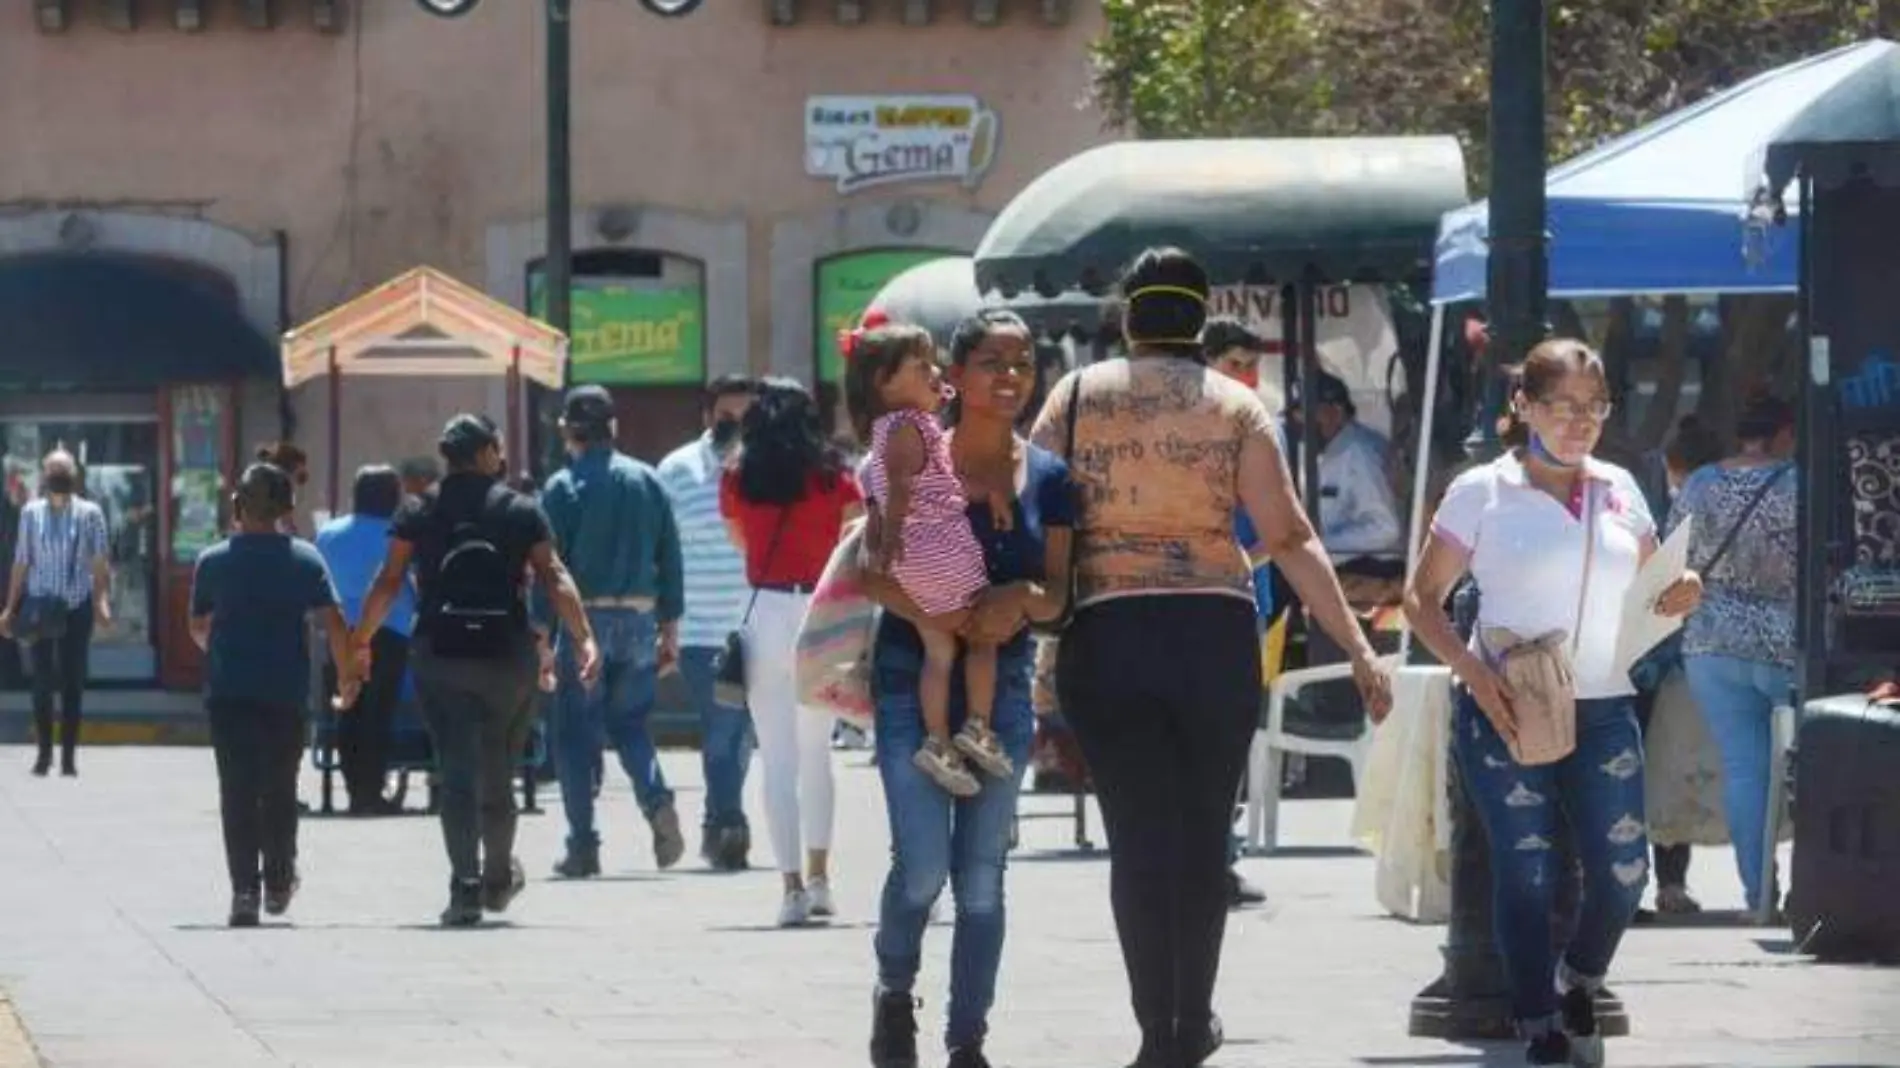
1063, 371, 1083, 462
1571, 481, 1597, 658
738, 504, 793, 629
1696, 462, 1790, 576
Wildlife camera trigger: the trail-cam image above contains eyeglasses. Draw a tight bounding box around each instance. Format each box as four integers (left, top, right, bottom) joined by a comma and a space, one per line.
1536, 397, 1613, 423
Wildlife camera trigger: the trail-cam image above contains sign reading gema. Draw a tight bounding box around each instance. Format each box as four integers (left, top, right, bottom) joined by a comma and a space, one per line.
530, 274, 705, 386
805, 95, 999, 195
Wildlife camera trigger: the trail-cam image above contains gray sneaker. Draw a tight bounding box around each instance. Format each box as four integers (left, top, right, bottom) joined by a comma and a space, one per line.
648, 803, 685, 870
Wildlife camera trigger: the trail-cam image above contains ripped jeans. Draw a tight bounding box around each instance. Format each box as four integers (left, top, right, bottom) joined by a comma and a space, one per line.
1454, 692, 1651, 1030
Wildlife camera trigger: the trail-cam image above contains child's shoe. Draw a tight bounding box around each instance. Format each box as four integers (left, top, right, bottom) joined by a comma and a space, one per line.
914, 737, 980, 797
953, 720, 1015, 779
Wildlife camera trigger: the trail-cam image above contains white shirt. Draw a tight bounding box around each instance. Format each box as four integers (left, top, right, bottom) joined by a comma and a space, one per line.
1430, 453, 1653, 699
1318, 420, 1403, 557
656, 434, 752, 650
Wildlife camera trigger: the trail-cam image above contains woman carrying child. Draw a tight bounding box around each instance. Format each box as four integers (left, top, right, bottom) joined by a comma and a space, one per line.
854, 310, 1074, 1068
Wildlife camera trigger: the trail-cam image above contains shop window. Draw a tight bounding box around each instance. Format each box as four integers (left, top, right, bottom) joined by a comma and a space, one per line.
528, 249, 706, 465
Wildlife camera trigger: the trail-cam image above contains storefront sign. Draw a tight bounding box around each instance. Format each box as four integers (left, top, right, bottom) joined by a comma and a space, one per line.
814, 249, 950, 382
530, 276, 706, 386
805, 95, 999, 194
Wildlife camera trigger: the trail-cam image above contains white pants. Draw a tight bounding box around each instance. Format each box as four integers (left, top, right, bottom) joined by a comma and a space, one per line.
744, 589, 836, 874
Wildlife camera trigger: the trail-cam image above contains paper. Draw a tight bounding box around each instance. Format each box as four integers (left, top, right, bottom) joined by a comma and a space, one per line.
1613, 518, 1693, 677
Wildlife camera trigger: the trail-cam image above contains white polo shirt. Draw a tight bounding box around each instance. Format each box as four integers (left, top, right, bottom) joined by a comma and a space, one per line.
1431, 453, 1654, 699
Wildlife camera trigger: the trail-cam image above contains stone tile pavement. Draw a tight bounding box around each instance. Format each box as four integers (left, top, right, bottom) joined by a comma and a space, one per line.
0, 746, 1894, 1068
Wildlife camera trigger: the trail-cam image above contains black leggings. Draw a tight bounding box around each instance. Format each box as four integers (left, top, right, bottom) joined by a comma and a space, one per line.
30, 601, 94, 767
1056, 595, 1262, 1046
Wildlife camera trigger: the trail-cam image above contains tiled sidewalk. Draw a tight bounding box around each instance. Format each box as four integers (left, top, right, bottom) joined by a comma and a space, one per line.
0, 746, 1894, 1067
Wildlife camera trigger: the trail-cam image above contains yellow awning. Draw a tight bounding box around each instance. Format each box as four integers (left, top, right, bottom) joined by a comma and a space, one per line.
281, 266, 567, 389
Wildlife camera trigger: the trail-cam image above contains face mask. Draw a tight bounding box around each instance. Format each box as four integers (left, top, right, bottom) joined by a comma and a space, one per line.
711, 417, 741, 449
43, 473, 75, 495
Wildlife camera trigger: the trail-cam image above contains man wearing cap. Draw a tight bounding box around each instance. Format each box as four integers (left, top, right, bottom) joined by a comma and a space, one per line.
542, 386, 688, 877
657, 375, 758, 870
1289, 371, 1404, 562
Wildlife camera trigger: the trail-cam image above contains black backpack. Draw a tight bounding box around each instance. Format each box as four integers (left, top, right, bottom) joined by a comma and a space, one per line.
428, 484, 521, 659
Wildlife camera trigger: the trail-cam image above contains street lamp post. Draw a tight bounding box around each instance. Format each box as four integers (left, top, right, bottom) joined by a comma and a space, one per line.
417, 0, 703, 472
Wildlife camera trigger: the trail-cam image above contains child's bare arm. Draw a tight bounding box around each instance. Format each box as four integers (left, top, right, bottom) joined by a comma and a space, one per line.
877, 422, 927, 568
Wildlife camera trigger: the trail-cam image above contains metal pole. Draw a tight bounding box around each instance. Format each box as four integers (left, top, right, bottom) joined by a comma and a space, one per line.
1412, 0, 1558, 1040
546, 0, 572, 342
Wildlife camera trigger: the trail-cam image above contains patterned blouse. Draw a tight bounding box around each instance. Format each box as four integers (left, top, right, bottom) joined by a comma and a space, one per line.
1664, 461, 1799, 668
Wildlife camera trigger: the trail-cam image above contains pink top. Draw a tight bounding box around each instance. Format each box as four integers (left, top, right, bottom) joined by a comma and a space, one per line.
861, 409, 988, 617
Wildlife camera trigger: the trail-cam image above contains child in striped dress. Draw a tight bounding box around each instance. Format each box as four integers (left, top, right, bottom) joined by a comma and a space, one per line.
845, 322, 1013, 797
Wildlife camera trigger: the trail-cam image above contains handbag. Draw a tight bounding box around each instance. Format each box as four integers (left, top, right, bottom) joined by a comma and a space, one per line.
1479, 482, 1596, 766
15, 508, 82, 644
794, 519, 877, 732
1627, 462, 1790, 691
712, 504, 791, 706
1032, 371, 1086, 635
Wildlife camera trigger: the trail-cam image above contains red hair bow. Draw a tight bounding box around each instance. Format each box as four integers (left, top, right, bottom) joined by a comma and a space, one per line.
837, 307, 891, 362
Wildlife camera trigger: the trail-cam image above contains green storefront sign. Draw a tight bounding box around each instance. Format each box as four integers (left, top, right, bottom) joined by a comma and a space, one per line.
529, 275, 705, 386
814, 249, 947, 382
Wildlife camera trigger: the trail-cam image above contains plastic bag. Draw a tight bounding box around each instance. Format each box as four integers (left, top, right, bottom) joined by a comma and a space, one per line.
1351, 668, 1452, 924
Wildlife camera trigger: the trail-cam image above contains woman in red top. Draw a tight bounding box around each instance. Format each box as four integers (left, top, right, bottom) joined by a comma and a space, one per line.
720, 377, 863, 927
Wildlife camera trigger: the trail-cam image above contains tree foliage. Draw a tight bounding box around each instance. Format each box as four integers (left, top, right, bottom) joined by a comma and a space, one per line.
1092, 0, 1900, 188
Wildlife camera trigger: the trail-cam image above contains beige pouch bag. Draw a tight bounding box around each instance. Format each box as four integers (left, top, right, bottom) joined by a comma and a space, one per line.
1477, 483, 1596, 767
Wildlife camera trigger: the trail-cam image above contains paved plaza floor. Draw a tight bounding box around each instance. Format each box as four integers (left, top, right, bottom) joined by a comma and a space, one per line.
0, 746, 1894, 1067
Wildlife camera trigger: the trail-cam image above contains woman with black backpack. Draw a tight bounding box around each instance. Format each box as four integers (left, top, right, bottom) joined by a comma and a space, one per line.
355, 414, 601, 926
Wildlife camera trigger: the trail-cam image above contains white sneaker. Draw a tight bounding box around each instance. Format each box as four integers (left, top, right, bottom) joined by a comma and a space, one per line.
806, 877, 835, 919
778, 888, 811, 928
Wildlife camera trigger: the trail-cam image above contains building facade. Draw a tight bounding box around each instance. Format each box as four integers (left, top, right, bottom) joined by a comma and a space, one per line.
0, 0, 1111, 708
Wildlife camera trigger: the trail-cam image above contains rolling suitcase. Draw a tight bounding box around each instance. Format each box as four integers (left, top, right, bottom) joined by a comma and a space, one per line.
1787, 693, 1900, 964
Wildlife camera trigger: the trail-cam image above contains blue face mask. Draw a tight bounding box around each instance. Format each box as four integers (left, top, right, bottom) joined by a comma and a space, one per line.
1528, 431, 1580, 469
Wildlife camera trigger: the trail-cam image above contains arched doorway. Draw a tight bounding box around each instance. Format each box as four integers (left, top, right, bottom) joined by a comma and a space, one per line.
0, 250, 276, 694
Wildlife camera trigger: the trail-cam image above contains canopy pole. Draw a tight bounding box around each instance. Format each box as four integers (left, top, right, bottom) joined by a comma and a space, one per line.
1399, 304, 1447, 662
1297, 276, 1323, 522
326, 346, 341, 516
507, 346, 523, 481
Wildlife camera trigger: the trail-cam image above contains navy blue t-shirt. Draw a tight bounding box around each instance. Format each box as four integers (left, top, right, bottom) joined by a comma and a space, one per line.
873, 443, 1076, 669
190, 534, 339, 706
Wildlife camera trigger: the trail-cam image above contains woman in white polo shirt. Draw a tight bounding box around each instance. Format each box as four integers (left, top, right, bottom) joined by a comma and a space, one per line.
1404, 339, 1703, 1068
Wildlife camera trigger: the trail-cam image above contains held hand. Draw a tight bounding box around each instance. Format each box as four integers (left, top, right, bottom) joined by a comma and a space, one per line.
1654, 571, 1704, 618
576, 634, 603, 688
350, 639, 374, 680
1457, 653, 1519, 746
656, 628, 681, 677
1351, 651, 1395, 725
332, 671, 362, 713
986, 489, 1015, 533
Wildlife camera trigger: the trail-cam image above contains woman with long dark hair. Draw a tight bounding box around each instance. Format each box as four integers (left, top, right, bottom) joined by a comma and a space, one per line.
1032, 248, 1389, 1067
1670, 392, 1798, 918
720, 377, 863, 927
859, 308, 1073, 1068
1407, 339, 1704, 1065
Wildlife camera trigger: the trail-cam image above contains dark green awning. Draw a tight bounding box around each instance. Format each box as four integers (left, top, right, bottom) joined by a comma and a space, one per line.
0, 253, 275, 389
1763, 41, 1900, 195
973, 136, 1468, 297
1002, 289, 1109, 342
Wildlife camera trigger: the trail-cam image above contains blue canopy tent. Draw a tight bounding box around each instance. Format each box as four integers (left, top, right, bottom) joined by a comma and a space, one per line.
1434, 39, 1898, 304
1405, 41, 1900, 608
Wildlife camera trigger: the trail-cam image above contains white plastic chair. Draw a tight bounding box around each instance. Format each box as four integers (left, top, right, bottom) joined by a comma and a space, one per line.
1244, 653, 1403, 853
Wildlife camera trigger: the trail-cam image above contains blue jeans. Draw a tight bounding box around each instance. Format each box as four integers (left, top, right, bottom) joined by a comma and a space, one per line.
679, 645, 753, 833
554, 607, 674, 850
872, 642, 1035, 1051
1454, 692, 1650, 1029
1682, 653, 1790, 911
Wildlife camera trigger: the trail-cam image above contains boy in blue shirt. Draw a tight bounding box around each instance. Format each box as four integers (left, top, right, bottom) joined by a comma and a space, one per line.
191, 463, 358, 927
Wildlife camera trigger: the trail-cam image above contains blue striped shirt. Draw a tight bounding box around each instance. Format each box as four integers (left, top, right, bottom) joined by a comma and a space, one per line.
657, 434, 751, 649
13, 497, 108, 607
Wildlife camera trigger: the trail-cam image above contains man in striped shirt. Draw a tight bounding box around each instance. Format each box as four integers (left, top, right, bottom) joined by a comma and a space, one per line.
657, 375, 758, 871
